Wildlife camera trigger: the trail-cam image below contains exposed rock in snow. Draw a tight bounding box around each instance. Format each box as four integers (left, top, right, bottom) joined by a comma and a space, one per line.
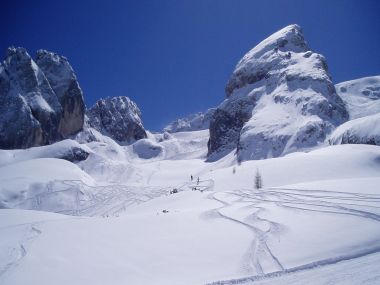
132, 139, 164, 159
207, 24, 348, 161
164, 108, 216, 133
0, 47, 85, 149
335, 75, 380, 120
87, 96, 147, 144
329, 113, 380, 146
36, 50, 85, 137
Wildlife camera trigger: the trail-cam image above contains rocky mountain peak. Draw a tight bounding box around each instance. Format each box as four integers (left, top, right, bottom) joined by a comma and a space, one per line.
0, 47, 85, 149
36, 49, 85, 137
86, 96, 147, 144
225, 24, 309, 97
208, 25, 348, 161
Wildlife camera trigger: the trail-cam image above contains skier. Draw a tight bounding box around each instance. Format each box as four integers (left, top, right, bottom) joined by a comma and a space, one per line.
197, 177, 200, 185
191, 175, 193, 181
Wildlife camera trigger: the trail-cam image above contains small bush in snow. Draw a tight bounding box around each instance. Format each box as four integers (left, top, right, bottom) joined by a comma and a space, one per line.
254, 168, 263, 190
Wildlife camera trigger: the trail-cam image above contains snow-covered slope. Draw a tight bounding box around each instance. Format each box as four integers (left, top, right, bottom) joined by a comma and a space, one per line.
208, 24, 348, 161
329, 113, 380, 145
1, 132, 380, 284
336, 75, 380, 119
164, 108, 216, 133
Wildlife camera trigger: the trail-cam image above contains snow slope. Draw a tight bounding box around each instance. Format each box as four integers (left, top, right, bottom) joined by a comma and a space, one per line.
1, 135, 380, 284
336, 75, 380, 119
329, 113, 380, 145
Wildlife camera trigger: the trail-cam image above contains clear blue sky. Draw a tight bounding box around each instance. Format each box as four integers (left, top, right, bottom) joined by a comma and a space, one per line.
2, 0, 379, 130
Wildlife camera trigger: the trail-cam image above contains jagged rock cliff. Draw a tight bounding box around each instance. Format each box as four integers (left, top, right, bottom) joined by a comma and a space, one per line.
86, 96, 147, 144
207, 24, 348, 161
36, 50, 85, 137
0, 47, 85, 149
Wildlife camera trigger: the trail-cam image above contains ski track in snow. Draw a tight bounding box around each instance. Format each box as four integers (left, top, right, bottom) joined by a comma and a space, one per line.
0, 223, 42, 282
207, 191, 284, 276
2, 174, 380, 284
205, 186, 380, 284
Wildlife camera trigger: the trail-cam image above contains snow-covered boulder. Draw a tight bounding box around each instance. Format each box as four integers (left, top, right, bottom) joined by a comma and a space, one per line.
0, 47, 85, 149
164, 108, 216, 133
133, 139, 164, 159
329, 113, 380, 146
87, 96, 147, 144
36, 50, 86, 137
207, 24, 348, 161
335, 75, 380, 120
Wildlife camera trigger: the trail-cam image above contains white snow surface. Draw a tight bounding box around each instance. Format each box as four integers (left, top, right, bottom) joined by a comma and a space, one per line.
1, 128, 380, 284
329, 113, 380, 145
336, 75, 380, 119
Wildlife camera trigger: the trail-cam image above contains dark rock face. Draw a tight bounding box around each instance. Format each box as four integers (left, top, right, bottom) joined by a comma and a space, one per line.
208, 95, 257, 160
36, 50, 85, 138
87, 96, 147, 144
207, 25, 348, 161
0, 47, 85, 149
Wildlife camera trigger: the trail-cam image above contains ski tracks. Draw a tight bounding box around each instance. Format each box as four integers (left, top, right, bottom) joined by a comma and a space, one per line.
205, 186, 380, 285
207, 191, 284, 276
0, 223, 42, 283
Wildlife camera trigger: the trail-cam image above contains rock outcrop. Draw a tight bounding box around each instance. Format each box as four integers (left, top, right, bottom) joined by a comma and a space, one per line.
164, 108, 216, 133
207, 24, 348, 161
36, 50, 85, 137
0, 47, 85, 149
86, 96, 147, 144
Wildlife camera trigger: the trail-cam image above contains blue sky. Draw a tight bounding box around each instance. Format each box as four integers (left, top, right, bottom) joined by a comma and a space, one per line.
1, 0, 380, 130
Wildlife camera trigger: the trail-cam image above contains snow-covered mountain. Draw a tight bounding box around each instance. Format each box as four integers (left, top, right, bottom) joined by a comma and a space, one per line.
335, 75, 380, 120
1, 26, 380, 285
164, 108, 216, 133
208, 24, 348, 161
0, 47, 85, 149
86, 96, 147, 144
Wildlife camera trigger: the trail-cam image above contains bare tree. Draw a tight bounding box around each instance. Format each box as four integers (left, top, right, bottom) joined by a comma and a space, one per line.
254, 168, 263, 190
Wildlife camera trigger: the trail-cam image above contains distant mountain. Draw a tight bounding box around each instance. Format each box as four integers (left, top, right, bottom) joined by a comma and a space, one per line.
335, 76, 380, 120
0, 47, 85, 149
164, 108, 216, 133
86, 96, 147, 144
207, 24, 348, 161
